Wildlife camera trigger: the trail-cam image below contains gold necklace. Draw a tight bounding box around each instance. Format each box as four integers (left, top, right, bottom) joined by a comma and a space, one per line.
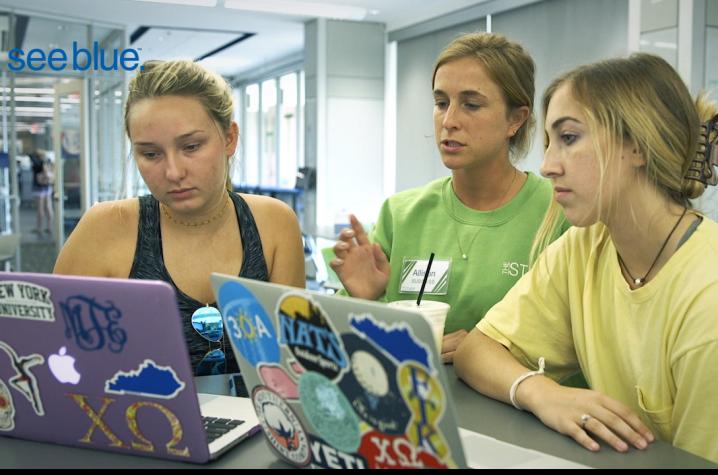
161, 193, 230, 227
450, 168, 518, 261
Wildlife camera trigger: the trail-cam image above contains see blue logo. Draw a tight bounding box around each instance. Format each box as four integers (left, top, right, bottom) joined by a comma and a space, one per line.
6, 41, 143, 72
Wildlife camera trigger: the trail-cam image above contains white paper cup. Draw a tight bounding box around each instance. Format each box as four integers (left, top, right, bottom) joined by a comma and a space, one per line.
388, 300, 450, 352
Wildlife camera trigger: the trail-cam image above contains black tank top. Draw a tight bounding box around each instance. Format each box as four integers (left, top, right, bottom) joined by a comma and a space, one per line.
129, 193, 269, 375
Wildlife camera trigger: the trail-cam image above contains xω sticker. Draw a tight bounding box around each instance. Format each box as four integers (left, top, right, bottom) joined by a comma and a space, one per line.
358, 430, 448, 469
0, 379, 15, 431
0, 341, 45, 416
252, 386, 311, 466
277, 294, 347, 380
338, 333, 410, 435
218, 282, 279, 367
105, 360, 185, 399
299, 371, 361, 454
0, 280, 54, 322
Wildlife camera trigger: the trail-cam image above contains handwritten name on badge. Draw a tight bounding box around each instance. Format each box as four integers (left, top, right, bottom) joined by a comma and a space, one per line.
399, 258, 450, 295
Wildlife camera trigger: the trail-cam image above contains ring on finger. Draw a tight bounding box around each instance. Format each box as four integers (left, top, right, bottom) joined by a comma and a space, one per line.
580, 413, 592, 429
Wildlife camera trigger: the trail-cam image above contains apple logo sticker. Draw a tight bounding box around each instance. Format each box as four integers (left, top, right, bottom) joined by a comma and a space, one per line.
48, 347, 81, 385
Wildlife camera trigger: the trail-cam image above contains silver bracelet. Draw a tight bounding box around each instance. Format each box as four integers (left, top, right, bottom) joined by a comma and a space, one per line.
509, 357, 546, 411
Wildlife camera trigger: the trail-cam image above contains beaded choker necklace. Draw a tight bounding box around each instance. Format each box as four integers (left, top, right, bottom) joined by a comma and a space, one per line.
161, 194, 230, 228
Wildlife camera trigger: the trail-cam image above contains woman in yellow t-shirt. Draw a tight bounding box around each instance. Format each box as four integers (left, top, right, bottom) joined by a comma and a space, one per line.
455, 53, 718, 463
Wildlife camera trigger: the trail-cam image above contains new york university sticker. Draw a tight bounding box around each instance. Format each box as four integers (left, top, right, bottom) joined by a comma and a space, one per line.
399, 258, 450, 295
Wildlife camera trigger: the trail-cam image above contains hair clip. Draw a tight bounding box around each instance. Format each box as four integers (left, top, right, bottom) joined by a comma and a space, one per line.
686, 114, 718, 186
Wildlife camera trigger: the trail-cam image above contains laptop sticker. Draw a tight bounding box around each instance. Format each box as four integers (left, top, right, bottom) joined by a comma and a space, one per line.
252, 385, 311, 466
0, 378, 16, 431
349, 314, 433, 372
0, 280, 55, 322
397, 361, 451, 464
309, 434, 368, 469
0, 341, 45, 416
218, 281, 280, 367
337, 333, 411, 435
105, 359, 186, 399
258, 363, 299, 400
277, 294, 348, 380
299, 371, 361, 454
68, 393, 191, 458
357, 430, 448, 469
47, 346, 81, 385
59, 295, 127, 353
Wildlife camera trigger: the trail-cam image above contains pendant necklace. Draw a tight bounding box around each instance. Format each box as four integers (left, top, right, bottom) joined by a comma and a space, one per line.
451, 168, 518, 261
616, 206, 687, 287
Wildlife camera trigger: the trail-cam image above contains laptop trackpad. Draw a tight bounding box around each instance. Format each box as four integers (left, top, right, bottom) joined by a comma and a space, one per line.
198, 393, 256, 422
458, 428, 589, 469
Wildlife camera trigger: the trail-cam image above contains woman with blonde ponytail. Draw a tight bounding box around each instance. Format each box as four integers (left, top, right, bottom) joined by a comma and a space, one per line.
54, 60, 305, 376
455, 53, 718, 463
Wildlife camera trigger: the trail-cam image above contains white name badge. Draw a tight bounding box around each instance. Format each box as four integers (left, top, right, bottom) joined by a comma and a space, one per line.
399, 258, 451, 295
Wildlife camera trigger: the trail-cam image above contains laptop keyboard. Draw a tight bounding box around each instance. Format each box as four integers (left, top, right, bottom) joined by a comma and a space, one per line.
202, 416, 245, 443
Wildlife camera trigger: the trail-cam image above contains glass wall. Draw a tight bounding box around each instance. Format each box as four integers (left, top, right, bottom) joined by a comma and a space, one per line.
237, 69, 304, 189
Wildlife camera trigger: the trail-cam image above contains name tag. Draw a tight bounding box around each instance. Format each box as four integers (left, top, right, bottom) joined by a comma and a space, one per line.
399, 258, 451, 295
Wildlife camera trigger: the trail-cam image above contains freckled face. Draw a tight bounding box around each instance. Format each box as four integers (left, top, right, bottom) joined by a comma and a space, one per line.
128, 95, 236, 213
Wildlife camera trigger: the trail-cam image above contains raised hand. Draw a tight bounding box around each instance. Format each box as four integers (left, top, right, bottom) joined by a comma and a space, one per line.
330, 214, 390, 300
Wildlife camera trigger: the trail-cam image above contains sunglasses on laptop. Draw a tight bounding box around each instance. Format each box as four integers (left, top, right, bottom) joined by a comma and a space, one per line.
191, 305, 226, 376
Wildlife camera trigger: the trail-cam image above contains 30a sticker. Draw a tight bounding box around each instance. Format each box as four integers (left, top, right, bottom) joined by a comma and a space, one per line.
0, 281, 55, 322
218, 282, 280, 367
252, 386, 311, 466
277, 294, 347, 380
105, 360, 185, 399
0, 340, 45, 416
299, 371, 361, 454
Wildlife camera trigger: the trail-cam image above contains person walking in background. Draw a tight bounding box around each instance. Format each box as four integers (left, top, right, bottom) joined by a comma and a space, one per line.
29, 150, 54, 236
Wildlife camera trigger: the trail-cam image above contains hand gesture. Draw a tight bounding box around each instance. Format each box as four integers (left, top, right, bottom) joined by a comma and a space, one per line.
330, 214, 390, 300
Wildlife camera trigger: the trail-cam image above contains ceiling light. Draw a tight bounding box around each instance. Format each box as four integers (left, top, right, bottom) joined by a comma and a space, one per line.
134, 0, 218, 7
224, 0, 367, 21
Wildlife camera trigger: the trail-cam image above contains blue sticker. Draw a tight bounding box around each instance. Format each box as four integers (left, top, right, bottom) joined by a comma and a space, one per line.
60, 295, 127, 353
218, 282, 279, 367
253, 386, 311, 466
350, 314, 431, 370
299, 371, 361, 454
338, 333, 411, 435
105, 359, 185, 399
278, 294, 347, 380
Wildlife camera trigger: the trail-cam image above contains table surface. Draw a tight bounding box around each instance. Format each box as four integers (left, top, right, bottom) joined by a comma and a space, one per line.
0, 368, 715, 469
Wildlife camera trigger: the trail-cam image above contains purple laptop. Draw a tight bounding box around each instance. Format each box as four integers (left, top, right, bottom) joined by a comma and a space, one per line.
0, 272, 259, 463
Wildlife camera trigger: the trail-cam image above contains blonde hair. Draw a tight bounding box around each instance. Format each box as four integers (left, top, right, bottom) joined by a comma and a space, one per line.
530, 53, 718, 263
432, 32, 536, 160
125, 60, 236, 191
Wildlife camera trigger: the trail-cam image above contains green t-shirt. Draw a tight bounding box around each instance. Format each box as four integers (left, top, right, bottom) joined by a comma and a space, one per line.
370, 172, 567, 333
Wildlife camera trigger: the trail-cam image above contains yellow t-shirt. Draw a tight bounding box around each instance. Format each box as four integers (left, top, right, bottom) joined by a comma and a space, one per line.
477, 218, 718, 464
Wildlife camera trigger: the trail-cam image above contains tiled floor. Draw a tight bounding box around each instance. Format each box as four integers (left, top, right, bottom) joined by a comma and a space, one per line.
17, 204, 58, 274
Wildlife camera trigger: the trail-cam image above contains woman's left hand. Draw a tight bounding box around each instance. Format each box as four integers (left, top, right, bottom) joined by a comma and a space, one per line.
441, 329, 468, 363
